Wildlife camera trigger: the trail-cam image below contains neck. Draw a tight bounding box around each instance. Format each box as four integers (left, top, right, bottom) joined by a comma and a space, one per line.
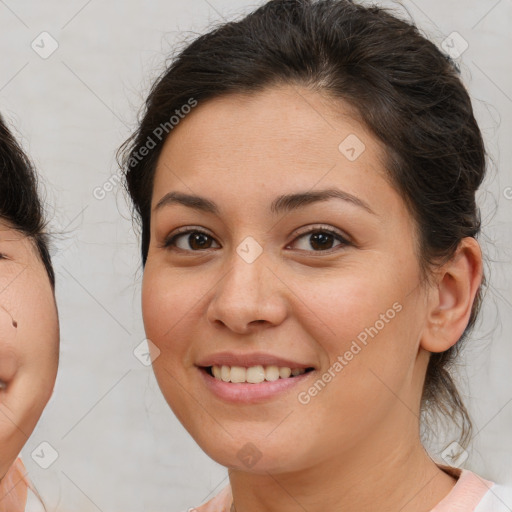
228, 422, 457, 512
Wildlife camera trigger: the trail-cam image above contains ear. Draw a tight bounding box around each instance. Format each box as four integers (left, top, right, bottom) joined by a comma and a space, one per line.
421, 237, 483, 353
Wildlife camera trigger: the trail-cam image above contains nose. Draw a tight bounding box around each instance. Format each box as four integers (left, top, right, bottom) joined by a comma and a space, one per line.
206, 250, 288, 335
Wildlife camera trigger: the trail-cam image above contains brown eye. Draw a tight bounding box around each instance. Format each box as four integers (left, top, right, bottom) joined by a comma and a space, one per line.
164, 230, 220, 251
289, 227, 350, 252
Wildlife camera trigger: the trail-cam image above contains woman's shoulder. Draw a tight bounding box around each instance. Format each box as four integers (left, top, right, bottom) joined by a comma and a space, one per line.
189, 484, 232, 512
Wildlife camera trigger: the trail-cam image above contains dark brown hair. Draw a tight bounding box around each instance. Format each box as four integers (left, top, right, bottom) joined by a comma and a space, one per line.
0, 114, 55, 288
120, 0, 487, 449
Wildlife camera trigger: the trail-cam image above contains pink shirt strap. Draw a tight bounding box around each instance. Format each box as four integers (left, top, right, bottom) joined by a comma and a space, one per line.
430, 464, 494, 512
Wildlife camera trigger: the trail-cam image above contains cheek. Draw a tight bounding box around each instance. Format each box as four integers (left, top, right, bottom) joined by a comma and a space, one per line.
0, 308, 19, 384
17, 280, 59, 381
0, 273, 58, 452
141, 265, 203, 357
141, 265, 208, 423
295, 265, 407, 349
293, 264, 421, 401
288, 286, 419, 460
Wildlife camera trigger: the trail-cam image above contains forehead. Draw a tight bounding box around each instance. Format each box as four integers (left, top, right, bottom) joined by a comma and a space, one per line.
152, 86, 393, 218
0, 219, 23, 239
160, 86, 381, 167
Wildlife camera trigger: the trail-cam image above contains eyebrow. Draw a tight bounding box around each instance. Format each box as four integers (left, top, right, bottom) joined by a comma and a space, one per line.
154, 188, 376, 216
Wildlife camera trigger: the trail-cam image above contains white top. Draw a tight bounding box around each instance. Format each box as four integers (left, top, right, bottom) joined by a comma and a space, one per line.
475, 483, 512, 512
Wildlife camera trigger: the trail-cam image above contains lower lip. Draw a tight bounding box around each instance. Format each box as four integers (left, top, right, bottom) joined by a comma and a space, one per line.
198, 367, 314, 404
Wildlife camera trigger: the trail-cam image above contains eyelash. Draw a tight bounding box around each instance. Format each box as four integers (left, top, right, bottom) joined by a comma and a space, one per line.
161, 225, 351, 254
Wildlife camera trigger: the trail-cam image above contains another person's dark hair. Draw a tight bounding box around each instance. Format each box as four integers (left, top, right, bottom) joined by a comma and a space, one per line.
0, 114, 55, 288
120, 0, 487, 449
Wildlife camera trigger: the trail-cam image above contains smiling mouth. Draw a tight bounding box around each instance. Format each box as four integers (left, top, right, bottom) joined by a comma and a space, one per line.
203, 365, 315, 384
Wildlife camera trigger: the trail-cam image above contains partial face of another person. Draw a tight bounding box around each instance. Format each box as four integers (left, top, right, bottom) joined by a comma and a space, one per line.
141, 85, 442, 473
0, 221, 59, 478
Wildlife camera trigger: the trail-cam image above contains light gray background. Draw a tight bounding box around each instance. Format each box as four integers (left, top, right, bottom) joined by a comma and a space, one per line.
0, 0, 511, 510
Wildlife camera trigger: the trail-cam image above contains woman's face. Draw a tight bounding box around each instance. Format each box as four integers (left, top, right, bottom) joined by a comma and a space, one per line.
0, 222, 59, 476
142, 85, 434, 473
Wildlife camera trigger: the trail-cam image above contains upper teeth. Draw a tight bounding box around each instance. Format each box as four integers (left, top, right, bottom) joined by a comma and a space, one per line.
211, 365, 307, 384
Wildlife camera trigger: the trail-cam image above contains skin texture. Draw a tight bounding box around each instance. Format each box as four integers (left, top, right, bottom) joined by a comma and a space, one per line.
142, 85, 482, 512
0, 221, 59, 481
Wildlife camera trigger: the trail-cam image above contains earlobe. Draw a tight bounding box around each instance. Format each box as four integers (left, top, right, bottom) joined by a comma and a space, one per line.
421, 237, 483, 354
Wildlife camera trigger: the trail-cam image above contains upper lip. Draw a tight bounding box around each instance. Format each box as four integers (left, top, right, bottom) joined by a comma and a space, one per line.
196, 352, 315, 369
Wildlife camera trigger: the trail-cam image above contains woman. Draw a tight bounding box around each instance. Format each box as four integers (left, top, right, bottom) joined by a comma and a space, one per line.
0, 114, 59, 511
120, 0, 512, 510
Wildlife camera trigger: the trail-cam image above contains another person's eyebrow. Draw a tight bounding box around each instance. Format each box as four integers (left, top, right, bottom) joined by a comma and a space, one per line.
154, 188, 376, 216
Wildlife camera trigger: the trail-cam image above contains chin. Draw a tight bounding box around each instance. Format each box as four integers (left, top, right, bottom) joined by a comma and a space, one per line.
194, 432, 307, 474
